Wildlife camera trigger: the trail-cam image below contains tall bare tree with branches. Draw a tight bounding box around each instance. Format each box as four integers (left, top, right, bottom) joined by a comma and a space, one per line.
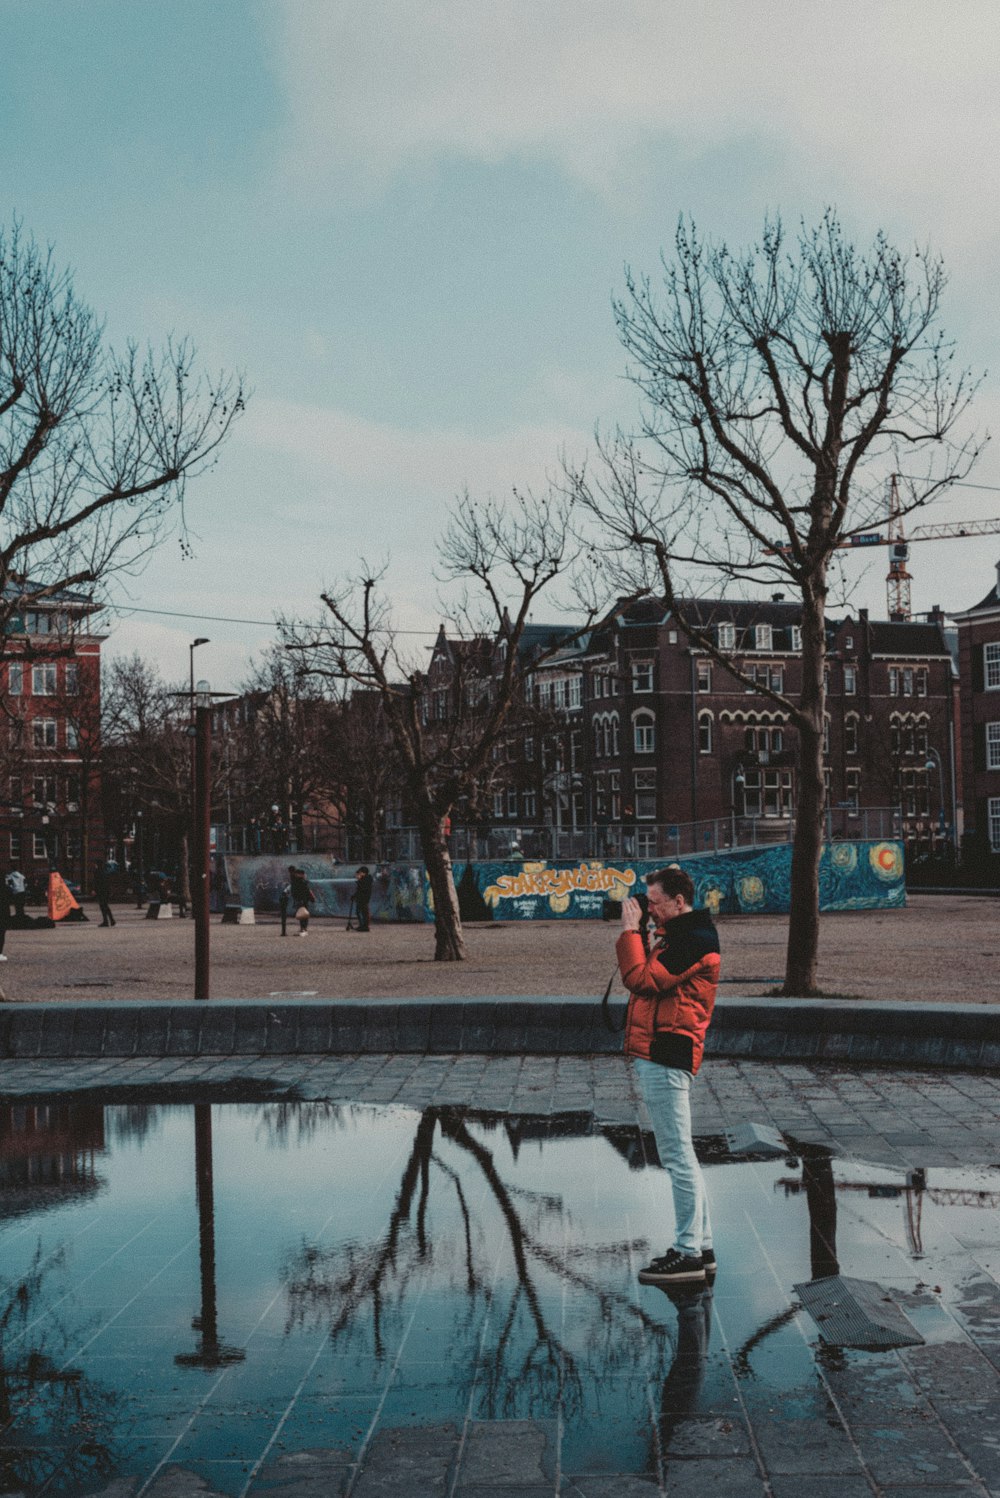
571, 212, 981, 994
0, 220, 245, 635
283, 489, 596, 961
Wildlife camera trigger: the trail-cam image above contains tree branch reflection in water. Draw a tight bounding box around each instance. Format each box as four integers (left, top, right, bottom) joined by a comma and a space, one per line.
280, 1105, 675, 1422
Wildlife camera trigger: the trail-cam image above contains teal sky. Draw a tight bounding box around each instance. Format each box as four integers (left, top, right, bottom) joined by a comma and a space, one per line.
3, 1, 1000, 687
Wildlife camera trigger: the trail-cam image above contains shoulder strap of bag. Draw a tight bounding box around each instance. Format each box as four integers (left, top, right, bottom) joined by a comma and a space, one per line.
601, 967, 626, 1033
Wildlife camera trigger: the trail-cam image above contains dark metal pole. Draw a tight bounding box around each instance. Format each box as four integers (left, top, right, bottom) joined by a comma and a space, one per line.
194, 703, 211, 1000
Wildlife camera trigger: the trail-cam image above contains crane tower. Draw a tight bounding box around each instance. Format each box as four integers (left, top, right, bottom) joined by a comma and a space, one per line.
886, 474, 912, 623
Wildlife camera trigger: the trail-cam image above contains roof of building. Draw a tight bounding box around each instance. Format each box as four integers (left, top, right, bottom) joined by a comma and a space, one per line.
865, 620, 951, 657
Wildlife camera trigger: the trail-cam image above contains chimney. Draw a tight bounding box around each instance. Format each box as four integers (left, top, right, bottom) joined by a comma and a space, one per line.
928, 604, 944, 623
771, 592, 785, 602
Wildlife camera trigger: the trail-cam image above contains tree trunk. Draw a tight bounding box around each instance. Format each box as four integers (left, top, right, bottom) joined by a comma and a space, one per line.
179, 829, 192, 913
783, 587, 826, 996
418, 807, 465, 961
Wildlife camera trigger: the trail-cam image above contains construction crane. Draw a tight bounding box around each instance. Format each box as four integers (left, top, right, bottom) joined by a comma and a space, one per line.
766, 474, 1000, 622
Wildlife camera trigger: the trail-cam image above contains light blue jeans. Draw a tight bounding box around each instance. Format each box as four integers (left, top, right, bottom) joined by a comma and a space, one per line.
634, 1058, 713, 1258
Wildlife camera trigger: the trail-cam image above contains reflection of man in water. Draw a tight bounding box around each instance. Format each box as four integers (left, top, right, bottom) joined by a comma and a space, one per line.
617, 866, 720, 1285
657, 1283, 714, 1455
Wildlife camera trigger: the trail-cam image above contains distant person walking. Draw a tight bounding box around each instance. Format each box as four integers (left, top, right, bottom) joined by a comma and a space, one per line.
94, 860, 116, 927
354, 866, 373, 932
289, 867, 315, 937
6, 868, 26, 924
616, 865, 720, 1286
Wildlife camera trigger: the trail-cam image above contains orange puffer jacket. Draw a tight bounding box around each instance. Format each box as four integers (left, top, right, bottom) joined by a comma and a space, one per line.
616, 907, 721, 1074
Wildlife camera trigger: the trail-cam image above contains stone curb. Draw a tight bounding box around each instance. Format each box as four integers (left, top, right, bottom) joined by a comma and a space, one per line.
0, 996, 996, 1069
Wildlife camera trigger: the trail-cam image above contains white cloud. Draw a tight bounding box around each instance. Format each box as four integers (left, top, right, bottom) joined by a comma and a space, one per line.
270, 0, 1000, 252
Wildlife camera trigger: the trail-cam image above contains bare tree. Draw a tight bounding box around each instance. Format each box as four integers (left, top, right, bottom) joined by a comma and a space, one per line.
571, 212, 981, 994
283, 489, 595, 960
0, 221, 245, 637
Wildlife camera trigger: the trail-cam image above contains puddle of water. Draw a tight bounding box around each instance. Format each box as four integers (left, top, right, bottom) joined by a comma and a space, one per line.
1, 1100, 999, 1495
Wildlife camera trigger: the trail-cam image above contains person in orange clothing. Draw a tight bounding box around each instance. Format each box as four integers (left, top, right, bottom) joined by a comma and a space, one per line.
616, 866, 720, 1286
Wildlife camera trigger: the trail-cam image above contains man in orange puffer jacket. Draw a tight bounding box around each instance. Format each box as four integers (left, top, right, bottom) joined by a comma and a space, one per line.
617, 865, 720, 1286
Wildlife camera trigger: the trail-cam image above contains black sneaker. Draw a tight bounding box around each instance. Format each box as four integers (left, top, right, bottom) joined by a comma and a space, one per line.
638, 1249, 706, 1285
702, 1249, 717, 1278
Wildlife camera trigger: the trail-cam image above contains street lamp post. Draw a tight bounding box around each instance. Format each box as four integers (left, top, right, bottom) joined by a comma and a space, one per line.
194, 680, 212, 1000
731, 767, 745, 847
925, 747, 949, 852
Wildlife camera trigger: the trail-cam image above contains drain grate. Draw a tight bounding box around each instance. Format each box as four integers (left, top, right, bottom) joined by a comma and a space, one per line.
794, 1275, 926, 1349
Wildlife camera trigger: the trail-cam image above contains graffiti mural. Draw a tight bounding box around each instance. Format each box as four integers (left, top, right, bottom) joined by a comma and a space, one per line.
461, 842, 905, 920
223, 842, 904, 923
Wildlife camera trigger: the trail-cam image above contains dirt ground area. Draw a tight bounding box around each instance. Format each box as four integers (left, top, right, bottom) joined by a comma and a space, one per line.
0, 893, 996, 1004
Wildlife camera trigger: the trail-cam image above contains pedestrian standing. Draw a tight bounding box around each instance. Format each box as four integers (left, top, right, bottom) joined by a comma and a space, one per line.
289, 867, 315, 936
616, 866, 720, 1285
354, 866, 373, 932
6, 867, 26, 925
0, 877, 9, 962
94, 860, 116, 927
279, 867, 293, 936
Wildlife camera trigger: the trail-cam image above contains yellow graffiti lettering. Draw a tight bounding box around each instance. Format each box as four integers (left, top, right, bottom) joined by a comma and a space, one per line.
482, 862, 636, 904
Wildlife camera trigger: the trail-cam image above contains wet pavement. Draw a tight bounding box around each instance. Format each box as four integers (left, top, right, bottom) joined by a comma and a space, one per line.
2, 1059, 1000, 1496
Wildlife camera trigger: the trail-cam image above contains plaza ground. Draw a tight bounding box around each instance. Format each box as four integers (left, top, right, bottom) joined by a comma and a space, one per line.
1, 891, 996, 1004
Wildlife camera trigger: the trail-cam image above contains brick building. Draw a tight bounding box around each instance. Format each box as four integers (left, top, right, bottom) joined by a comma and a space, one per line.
952, 559, 1000, 872
2, 591, 105, 889
479, 595, 958, 860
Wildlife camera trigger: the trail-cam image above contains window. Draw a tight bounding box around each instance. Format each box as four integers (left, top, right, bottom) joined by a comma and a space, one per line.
631, 661, 654, 693
33, 777, 57, 809
990, 796, 1000, 852
698, 713, 712, 754
696, 662, 711, 692
917, 668, 927, 697
609, 714, 620, 757
609, 770, 621, 821
790, 626, 802, 651
33, 833, 50, 859
65, 830, 82, 860
822, 716, 830, 755
845, 716, 858, 755
553, 679, 566, 710
568, 676, 582, 709
988, 722, 1000, 771
433, 689, 447, 721
507, 788, 518, 816
668, 630, 678, 645
608, 673, 619, 697
493, 791, 504, 818
593, 719, 603, 757
742, 768, 793, 817
570, 729, 581, 770
25, 611, 53, 635
9, 832, 21, 861
32, 719, 57, 748
524, 736, 534, 761
637, 829, 658, 858
634, 769, 657, 819
65, 662, 79, 695
846, 769, 861, 814
594, 775, 607, 819
32, 664, 57, 695
770, 727, 783, 753
916, 724, 928, 756
844, 664, 857, 695
823, 767, 832, 805
986, 642, 1000, 690
890, 720, 901, 755
717, 622, 735, 650
768, 665, 784, 693
903, 668, 914, 696
65, 720, 79, 750
8, 662, 22, 695
844, 636, 854, 650
633, 711, 655, 754
755, 624, 773, 651
889, 667, 899, 696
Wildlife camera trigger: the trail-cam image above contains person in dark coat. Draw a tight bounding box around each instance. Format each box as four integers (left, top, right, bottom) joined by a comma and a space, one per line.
354, 866, 373, 932
94, 861, 116, 927
288, 867, 315, 936
279, 866, 293, 936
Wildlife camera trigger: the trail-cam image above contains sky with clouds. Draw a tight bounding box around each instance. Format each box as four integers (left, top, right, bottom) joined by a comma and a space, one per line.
2, 0, 1000, 689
